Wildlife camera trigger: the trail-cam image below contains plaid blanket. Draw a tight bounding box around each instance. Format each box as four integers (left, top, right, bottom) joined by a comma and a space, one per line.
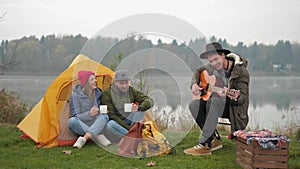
228, 129, 289, 149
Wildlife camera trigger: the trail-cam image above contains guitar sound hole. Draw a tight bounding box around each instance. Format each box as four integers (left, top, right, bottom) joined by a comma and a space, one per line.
200, 84, 209, 96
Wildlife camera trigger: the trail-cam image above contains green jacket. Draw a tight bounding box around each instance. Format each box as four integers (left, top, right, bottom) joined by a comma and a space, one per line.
101, 85, 154, 130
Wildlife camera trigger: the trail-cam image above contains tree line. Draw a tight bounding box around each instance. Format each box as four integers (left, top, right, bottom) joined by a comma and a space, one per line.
0, 34, 299, 75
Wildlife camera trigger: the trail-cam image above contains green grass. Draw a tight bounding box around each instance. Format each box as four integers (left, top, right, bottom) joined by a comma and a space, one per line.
1, 123, 299, 169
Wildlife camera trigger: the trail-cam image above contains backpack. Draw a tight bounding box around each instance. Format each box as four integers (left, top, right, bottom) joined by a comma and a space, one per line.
117, 122, 143, 157
136, 121, 174, 158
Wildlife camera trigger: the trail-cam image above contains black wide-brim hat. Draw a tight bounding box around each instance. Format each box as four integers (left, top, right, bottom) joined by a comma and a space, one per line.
200, 42, 231, 59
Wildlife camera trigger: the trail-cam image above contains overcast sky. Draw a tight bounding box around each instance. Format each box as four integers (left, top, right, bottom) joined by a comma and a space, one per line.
0, 0, 299, 45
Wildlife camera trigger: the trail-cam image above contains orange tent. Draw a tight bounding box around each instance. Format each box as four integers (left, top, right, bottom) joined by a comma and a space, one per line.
17, 54, 114, 147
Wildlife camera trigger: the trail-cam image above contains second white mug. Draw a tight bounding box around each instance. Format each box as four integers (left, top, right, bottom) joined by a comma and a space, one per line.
124, 103, 132, 112
99, 105, 108, 113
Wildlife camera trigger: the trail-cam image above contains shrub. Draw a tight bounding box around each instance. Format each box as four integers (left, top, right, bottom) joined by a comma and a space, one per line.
0, 88, 27, 124
296, 127, 300, 141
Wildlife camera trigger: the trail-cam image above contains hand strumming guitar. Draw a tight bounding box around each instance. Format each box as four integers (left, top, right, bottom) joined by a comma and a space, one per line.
191, 83, 202, 96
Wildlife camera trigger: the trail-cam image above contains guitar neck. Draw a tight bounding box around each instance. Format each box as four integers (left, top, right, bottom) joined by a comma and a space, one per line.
209, 85, 224, 93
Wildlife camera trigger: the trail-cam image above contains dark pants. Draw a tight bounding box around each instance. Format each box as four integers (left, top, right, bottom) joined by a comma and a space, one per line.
189, 98, 224, 147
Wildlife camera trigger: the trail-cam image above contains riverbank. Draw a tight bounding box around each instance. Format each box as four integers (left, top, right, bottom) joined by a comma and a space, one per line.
1, 123, 300, 168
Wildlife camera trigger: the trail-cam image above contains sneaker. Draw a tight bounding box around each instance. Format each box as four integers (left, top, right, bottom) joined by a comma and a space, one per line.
211, 137, 223, 151
73, 136, 86, 149
95, 134, 111, 146
183, 143, 211, 155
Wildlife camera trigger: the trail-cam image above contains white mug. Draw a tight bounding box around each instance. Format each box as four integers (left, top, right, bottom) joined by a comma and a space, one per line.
124, 103, 132, 112
99, 105, 108, 114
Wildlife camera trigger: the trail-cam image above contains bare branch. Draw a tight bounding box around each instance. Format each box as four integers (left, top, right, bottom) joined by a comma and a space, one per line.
0, 12, 8, 22
0, 41, 22, 70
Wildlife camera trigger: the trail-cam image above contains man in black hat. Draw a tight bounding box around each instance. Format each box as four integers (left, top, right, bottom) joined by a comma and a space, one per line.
184, 42, 250, 155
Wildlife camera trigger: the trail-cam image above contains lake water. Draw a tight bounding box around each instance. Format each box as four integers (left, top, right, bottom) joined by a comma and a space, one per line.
1, 75, 300, 132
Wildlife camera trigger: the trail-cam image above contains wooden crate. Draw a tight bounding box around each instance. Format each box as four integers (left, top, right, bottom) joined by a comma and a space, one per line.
235, 137, 289, 169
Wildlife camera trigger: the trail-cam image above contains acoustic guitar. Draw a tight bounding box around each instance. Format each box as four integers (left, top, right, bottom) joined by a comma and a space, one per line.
192, 70, 240, 101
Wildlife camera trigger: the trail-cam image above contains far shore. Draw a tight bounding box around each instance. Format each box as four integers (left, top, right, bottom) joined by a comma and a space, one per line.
249, 71, 300, 76
1, 71, 300, 77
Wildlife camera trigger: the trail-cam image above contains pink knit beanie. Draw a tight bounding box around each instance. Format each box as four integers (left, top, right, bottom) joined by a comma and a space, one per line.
78, 70, 95, 86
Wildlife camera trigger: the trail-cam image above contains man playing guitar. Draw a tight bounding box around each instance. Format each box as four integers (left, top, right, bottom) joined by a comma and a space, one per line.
184, 42, 250, 156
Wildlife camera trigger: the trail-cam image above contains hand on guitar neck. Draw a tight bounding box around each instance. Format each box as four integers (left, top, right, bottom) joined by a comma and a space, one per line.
192, 70, 240, 101
226, 88, 240, 101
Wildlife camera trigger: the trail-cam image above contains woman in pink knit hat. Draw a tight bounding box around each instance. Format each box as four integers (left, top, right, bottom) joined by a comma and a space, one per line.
68, 70, 114, 148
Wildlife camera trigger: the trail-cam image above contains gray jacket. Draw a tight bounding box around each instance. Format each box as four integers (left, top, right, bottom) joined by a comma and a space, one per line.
69, 84, 102, 126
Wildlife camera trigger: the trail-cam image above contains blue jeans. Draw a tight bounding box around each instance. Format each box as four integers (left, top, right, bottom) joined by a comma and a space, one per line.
68, 114, 109, 136
124, 111, 146, 125
68, 114, 128, 137
106, 120, 128, 136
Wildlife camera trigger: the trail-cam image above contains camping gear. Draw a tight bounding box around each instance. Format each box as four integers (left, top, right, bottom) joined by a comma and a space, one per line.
17, 54, 114, 148
118, 119, 174, 158
136, 120, 173, 157
118, 122, 144, 157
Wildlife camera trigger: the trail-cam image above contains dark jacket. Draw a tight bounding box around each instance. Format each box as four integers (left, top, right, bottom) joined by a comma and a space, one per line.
101, 85, 154, 130
224, 53, 250, 132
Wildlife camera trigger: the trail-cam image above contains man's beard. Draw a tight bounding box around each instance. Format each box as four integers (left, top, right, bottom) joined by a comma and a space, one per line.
119, 88, 129, 93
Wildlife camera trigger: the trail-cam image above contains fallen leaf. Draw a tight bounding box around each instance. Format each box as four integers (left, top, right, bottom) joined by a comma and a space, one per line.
62, 150, 72, 155
146, 161, 156, 167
